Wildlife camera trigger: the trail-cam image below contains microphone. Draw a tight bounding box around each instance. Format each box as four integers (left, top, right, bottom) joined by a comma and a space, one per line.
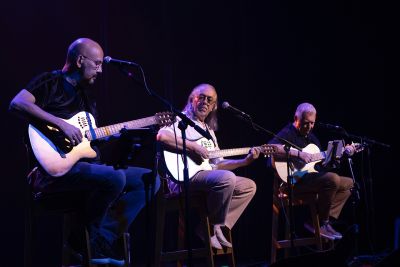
221, 102, 250, 117
344, 145, 355, 157
103, 56, 139, 66
317, 122, 343, 130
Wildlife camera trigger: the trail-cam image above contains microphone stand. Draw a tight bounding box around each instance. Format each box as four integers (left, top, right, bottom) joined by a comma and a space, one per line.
114, 65, 213, 267
227, 112, 301, 255
347, 155, 360, 255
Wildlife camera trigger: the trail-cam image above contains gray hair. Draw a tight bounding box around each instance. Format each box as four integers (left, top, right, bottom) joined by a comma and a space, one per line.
183, 83, 219, 131
294, 102, 316, 119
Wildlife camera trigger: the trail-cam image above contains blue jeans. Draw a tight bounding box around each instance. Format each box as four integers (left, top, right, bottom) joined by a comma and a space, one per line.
41, 162, 160, 244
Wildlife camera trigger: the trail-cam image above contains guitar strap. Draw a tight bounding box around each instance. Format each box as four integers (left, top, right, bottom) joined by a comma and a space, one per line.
204, 124, 216, 147
79, 86, 97, 140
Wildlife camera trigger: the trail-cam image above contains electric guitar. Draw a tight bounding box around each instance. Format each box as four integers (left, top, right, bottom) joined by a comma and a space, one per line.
162, 137, 277, 183
274, 142, 363, 183
28, 111, 175, 177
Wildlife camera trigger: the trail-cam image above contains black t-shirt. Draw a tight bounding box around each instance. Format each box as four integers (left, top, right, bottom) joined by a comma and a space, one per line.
26, 70, 97, 120
268, 123, 321, 150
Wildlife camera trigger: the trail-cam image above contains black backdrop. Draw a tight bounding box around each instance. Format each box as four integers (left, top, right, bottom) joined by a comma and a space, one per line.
1, 1, 392, 266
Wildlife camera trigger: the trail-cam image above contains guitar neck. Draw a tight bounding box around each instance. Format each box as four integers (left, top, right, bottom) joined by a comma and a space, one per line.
86, 116, 156, 140
209, 147, 253, 159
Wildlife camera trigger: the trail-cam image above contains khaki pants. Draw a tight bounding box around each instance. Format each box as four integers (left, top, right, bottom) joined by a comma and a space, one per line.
188, 170, 257, 229
293, 171, 354, 222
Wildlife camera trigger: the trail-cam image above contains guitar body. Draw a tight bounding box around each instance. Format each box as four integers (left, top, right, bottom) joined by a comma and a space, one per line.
274, 143, 322, 183
28, 111, 175, 177
28, 112, 98, 177
163, 138, 215, 183
162, 138, 276, 183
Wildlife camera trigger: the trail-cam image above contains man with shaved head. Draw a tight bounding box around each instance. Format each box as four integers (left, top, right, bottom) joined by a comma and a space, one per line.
10, 38, 160, 266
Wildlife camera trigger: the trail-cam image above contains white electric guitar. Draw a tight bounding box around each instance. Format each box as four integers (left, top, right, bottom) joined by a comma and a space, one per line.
274, 142, 363, 183
162, 137, 276, 183
28, 111, 175, 177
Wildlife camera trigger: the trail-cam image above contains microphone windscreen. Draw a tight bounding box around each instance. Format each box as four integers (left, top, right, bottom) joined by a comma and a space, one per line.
221, 102, 229, 109
103, 56, 112, 63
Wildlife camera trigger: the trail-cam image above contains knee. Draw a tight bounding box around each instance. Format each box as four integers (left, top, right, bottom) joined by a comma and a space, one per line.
343, 176, 354, 189
215, 171, 236, 190
107, 170, 126, 193
249, 179, 257, 195
324, 172, 341, 189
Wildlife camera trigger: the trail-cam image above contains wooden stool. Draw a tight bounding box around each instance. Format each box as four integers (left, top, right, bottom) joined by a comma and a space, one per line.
154, 177, 235, 267
270, 176, 333, 264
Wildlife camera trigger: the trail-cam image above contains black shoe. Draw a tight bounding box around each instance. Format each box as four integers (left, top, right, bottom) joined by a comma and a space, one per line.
64, 231, 85, 266
63, 243, 83, 266
112, 236, 128, 261
91, 235, 125, 266
67, 230, 85, 254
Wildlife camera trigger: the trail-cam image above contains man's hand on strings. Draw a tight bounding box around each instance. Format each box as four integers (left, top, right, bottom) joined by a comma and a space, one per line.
58, 120, 83, 146
245, 147, 261, 163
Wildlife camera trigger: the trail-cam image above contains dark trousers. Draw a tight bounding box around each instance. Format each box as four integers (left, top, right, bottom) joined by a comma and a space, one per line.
40, 162, 160, 244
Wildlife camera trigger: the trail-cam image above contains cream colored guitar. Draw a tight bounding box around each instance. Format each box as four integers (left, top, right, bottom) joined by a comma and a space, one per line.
29, 111, 174, 177
162, 137, 276, 183
274, 142, 363, 183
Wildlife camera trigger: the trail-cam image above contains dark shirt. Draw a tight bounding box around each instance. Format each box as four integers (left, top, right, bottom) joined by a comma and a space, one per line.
268, 123, 321, 150
26, 70, 98, 120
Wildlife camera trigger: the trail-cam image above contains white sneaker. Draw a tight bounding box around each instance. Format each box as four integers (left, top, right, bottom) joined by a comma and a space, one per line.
210, 235, 223, 250
214, 225, 232, 248
325, 223, 343, 239
304, 222, 335, 240
196, 224, 223, 249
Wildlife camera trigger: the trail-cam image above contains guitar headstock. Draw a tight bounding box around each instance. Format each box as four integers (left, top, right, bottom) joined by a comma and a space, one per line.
353, 142, 365, 153
261, 144, 278, 155
344, 142, 365, 156
154, 112, 176, 127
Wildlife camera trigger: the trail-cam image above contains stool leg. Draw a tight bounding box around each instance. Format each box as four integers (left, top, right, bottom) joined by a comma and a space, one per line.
123, 232, 131, 267
283, 204, 291, 259
199, 207, 214, 267
154, 196, 166, 266
84, 228, 94, 267
24, 200, 33, 267
310, 204, 323, 250
223, 227, 235, 267
270, 200, 279, 264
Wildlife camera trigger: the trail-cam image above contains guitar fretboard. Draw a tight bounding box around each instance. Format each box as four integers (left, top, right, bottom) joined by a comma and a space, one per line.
208, 147, 253, 159
86, 116, 156, 140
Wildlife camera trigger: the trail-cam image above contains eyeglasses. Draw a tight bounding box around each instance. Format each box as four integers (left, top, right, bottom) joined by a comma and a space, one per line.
81, 54, 103, 70
196, 94, 216, 105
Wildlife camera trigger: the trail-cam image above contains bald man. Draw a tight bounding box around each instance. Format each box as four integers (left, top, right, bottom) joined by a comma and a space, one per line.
10, 38, 160, 265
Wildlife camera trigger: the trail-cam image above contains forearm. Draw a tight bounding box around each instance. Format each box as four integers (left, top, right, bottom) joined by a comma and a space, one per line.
272, 144, 300, 160
12, 101, 64, 127
214, 158, 250, 171
9, 89, 64, 127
